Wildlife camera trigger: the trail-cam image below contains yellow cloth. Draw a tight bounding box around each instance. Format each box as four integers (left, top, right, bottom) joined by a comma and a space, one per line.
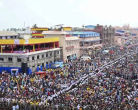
30, 78, 34, 82
30, 102, 34, 105
45, 99, 48, 105
35, 102, 39, 105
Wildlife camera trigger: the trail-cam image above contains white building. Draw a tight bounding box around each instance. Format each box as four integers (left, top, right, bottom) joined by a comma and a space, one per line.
43, 31, 80, 62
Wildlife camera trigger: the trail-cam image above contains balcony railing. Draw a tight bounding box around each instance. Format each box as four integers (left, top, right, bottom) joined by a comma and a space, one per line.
2, 47, 56, 54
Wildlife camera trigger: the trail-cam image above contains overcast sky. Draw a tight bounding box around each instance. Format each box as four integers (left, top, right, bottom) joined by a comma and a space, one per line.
0, 0, 138, 30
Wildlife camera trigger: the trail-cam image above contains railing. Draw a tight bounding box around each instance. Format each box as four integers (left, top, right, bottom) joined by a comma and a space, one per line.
1, 47, 57, 54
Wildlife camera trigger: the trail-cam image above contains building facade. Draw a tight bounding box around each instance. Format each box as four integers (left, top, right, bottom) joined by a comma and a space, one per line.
60, 36, 80, 62
94, 24, 115, 47
0, 33, 61, 73
114, 29, 138, 46
43, 31, 80, 62
0, 31, 19, 39
31, 27, 49, 38
70, 31, 102, 56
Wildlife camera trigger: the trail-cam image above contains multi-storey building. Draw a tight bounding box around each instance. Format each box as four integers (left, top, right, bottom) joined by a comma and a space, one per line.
43, 31, 80, 62
70, 31, 102, 56
114, 29, 138, 46
0, 31, 19, 39
0, 31, 61, 73
31, 27, 49, 38
94, 24, 115, 47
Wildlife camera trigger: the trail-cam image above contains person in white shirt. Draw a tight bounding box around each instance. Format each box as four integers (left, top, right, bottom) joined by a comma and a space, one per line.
12, 106, 16, 110
77, 104, 80, 110
15, 104, 19, 110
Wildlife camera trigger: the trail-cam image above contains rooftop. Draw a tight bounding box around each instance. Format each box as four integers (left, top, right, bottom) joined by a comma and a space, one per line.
0, 37, 59, 45
42, 31, 68, 35
65, 37, 79, 41
0, 31, 18, 36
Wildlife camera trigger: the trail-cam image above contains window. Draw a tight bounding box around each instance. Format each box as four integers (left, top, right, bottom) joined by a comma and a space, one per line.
85, 42, 89, 44
17, 58, 21, 62
0, 58, 4, 61
27, 57, 29, 61
57, 51, 59, 54
46, 53, 48, 57
37, 55, 39, 59
42, 54, 44, 58
32, 56, 34, 60
50, 52, 52, 56
67, 56, 70, 60
8, 58, 12, 62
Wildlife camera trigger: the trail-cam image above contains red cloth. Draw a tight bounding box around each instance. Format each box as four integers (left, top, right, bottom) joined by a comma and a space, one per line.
109, 50, 114, 54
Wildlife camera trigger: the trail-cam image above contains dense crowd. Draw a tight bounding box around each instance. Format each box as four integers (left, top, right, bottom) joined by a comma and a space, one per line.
51, 55, 137, 109
0, 45, 137, 109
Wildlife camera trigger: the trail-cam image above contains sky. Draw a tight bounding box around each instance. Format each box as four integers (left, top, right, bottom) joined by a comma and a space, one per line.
0, 0, 138, 30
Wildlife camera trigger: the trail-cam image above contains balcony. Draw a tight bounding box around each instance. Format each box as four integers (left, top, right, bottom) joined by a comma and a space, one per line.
1, 41, 59, 54
2, 47, 56, 54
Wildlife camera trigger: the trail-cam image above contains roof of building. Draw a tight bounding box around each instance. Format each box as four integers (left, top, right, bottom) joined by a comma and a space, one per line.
20, 34, 32, 39
31, 28, 49, 31
42, 31, 68, 35
65, 37, 79, 41
80, 39, 101, 42
69, 31, 100, 35
84, 25, 96, 29
0, 37, 59, 45
0, 31, 18, 36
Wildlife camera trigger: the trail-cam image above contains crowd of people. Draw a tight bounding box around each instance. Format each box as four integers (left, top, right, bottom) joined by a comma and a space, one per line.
0, 45, 137, 109
51, 54, 137, 109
